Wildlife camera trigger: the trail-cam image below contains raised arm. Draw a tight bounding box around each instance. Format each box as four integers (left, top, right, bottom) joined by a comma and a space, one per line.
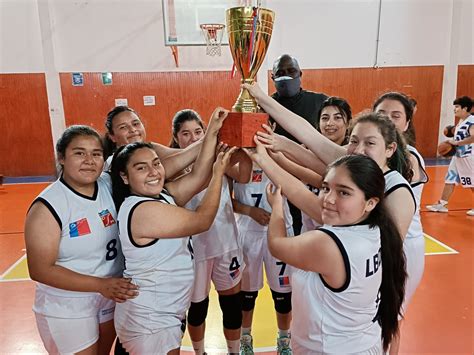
244, 82, 346, 165
244, 138, 323, 224
385, 188, 415, 240
265, 184, 346, 287
256, 124, 329, 175
269, 150, 323, 187
130, 149, 234, 244
25, 202, 138, 303
225, 149, 253, 183
165, 107, 228, 206
153, 139, 202, 180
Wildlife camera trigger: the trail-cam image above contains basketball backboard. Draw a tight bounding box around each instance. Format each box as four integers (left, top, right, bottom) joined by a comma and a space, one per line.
162, 0, 248, 46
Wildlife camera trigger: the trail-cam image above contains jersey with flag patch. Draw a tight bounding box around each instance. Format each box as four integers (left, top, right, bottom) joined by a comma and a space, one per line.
32, 173, 123, 297
233, 165, 292, 232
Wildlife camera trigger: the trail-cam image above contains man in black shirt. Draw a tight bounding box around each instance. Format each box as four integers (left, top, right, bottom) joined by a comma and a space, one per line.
270, 54, 328, 234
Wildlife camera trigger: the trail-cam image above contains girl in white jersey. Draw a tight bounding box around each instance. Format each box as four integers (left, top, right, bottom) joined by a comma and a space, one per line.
103, 105, 200, 178
243, 82, 415, 241
110, 108, 235, 355
169, 109, 251, 355
25, 125, 138, 355
373, 92, 428, 354
245, 148, 407, 353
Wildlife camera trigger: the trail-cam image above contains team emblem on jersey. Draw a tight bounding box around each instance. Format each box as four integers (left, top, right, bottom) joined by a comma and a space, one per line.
279, 275, 290, 287
252, 169, 263, 182
99, 209, 116, 227
69, 218, 91, 238
230, 268, 240, 280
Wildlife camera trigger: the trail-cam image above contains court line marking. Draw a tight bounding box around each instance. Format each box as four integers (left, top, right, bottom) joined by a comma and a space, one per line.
0, 254, 30, 282
424, 233, 458, 255
181, 345, 275, 352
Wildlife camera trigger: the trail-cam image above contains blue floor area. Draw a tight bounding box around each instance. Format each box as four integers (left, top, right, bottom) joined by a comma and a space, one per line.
4, 175, 56, 184
1, 158, 450, 184
424, 157, 451, 166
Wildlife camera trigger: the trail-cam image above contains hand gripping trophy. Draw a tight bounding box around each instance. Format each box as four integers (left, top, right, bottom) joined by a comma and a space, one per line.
219, 5, 275, 147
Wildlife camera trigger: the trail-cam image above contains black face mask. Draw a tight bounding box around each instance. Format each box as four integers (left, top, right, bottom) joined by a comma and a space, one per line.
274, 75, 301, 97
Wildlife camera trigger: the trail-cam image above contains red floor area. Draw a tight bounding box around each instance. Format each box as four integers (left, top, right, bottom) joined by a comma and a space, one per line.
0, 167, 472, 354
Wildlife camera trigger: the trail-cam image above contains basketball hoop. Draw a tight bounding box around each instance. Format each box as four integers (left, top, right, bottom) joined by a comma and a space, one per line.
200, 23, 225, 56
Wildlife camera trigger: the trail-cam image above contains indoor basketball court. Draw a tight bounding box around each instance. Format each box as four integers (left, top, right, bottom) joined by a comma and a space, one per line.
1, 0, 473, 354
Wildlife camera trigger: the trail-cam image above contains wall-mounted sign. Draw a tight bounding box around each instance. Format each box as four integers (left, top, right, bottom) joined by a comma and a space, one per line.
143, 96, 156, 106
115, 98, 128, 107
102, 72, 113, 85
72, 72, 84, 86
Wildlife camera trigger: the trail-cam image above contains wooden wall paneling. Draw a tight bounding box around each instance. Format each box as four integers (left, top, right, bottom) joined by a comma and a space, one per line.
59, 72, 242, 146
456, 65, 474, 113
267, 66, 444, 157
0, 74, 55, 176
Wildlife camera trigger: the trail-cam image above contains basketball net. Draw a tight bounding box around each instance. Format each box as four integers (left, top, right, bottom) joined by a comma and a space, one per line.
200, 24, 225, 57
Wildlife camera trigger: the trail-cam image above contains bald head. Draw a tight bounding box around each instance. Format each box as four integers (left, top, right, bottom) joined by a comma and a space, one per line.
272, 54, 301, 79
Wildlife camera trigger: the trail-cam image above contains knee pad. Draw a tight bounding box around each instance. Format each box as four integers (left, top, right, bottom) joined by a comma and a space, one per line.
187, 297, 209, 327
218, 293, 242, 330
240, 291, 258, 312
271, 290, 292, 314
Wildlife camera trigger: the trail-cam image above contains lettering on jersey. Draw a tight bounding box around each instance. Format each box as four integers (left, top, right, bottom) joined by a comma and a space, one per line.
69, 218, 91, 238
229, 256, 241, 280
279, 276, 290, 287
365, 248, 381, 277
98, 209, 116, 227
252, 169, 263, 182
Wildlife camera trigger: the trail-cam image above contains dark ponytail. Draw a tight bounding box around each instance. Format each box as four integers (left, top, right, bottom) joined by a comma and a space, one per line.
329, 155, 407, 351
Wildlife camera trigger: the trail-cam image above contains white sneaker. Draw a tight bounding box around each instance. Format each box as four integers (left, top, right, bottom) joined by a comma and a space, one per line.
467, 209, 474, 216
426, 202, 448, 213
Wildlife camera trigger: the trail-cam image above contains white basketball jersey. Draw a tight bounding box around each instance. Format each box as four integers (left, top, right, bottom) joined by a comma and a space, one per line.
33, 173, 123, 297
301, 185, 322, 233
185, 178, 239, 261
103, 154, 113, 172
291, 224, 382, 353
233, 167, 293, 232
406, 146, 427, 239
115, 193, 194, 340
454, 114, 474, 158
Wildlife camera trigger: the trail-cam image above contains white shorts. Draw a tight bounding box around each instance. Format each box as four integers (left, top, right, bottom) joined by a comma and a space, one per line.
241, 227, 294, 293
191, 249, 244, 302
122, 324, 184, 355
445, 155, 474, 187
454, 155, 474, 188
292, 339, 382, 355
34, 293, 115, 354
401, 236, 425, 316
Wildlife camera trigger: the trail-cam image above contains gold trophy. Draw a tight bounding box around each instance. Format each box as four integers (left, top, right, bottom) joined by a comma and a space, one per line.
220, 6, 275, 147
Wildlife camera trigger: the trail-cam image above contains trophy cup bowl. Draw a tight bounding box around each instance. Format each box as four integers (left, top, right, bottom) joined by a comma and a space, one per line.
220, 6, 275, 147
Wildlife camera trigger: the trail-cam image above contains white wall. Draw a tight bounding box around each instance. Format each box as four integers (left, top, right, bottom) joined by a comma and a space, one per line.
1, 0, 470, 73
0, 0, 44, 72
1, 0, 472, 149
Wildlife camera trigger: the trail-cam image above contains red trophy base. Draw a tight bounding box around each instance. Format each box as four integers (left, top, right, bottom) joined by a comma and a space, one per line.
219, 112, 269, 147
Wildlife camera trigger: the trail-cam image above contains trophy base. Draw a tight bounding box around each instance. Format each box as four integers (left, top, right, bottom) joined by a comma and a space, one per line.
219, 112, 269, 147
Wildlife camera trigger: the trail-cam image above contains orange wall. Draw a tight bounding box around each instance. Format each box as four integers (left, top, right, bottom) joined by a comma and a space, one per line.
0, 74, 55, 176
266, 66, 444, 157
0, 66, 457, 176
59, 71, 242, 145
457, 65, 474, 112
